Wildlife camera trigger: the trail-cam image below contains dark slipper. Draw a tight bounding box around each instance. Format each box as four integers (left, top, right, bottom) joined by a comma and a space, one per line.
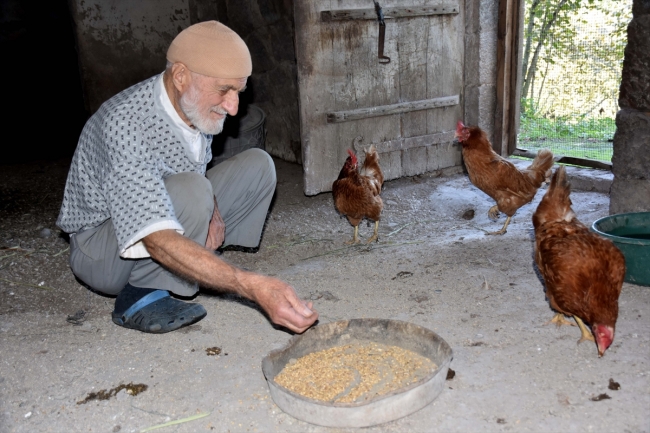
112, 284, 207, 333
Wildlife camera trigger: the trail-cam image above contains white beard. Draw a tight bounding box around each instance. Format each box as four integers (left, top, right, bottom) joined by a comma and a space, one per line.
179, 83, 227, 135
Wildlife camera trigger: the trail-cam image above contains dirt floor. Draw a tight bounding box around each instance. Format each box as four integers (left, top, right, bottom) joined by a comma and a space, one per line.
0, 157, 648, 433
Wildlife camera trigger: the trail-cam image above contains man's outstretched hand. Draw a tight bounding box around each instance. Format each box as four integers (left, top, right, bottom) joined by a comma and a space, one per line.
144, 229, 317, 333
251, 275, 318, 333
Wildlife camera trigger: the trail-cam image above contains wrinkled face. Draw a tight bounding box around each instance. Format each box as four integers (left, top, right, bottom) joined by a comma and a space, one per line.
179, 73, 248, 135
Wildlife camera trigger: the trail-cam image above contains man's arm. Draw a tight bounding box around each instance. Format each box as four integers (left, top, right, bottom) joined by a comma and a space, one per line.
142, 229, 318, 333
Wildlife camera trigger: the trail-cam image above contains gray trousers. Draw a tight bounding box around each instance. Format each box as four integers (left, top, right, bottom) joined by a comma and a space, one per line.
69, 148, 276, 297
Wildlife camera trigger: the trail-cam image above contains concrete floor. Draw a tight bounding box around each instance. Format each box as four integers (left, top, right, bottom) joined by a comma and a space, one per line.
0, 157, 648, 433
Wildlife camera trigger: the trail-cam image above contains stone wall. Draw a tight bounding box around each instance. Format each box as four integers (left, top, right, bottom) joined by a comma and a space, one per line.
68, 0, 303, 163
210, 0, 302, 164
68, 0, 189, 115
66, 0, 499, 167
464, 0, 498, 145
610, 0, 650, 214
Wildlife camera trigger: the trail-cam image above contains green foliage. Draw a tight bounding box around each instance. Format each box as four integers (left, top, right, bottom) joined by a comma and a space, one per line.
520, 107, 615, 142
518, 0, 631, 163
519, 98, 614, 161
522, 0, 631, 105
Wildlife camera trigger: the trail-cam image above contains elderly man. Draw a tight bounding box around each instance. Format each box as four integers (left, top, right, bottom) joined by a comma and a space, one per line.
57, 21, 318, 334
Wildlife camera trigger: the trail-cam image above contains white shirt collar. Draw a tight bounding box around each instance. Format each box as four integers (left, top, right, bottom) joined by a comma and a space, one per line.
155, 73, 208, 164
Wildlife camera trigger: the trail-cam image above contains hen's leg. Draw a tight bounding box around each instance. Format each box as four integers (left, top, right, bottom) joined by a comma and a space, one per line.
487, 205, 500, 220
487, 216, 511, 235
366, 220, 380, 244
346, 225, 361, 245
544, 312, 576, 327
574, 316, 595, 344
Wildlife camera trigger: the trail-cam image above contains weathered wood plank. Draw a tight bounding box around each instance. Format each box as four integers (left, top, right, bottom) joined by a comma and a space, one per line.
297, 0, 465, 195
494, 0, 524, 156
425, 11, 463, 136
493, 0, 512, 156
352, 131, 456, 154
427, 141, 462, 172
403, 146, 429, 176
381, 151, 403, 181
295, 0, 338, 195
321, 4, 460, 22
331, 0, 400, 185
351, 132, 459, 181
509, 0, 525, 155
327, 95, 459, 123
398, 15, 429, 138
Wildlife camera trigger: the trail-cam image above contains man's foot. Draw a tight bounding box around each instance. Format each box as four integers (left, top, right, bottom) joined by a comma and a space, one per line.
112, 284, 206, 333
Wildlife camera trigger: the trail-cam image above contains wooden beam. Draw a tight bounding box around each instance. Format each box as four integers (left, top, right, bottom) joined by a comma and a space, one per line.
353, 131, 457, 154
493, 0, 524, 157
320, 4, 459, 22
327, 95, 459, 123
493, 0, 513, 156
509, 0, 525, 155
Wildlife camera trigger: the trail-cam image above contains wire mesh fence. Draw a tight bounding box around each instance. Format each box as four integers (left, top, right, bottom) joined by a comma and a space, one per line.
517, 7, 627, 163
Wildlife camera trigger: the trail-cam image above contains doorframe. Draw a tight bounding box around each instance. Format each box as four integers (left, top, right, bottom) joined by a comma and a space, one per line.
494, 0, 614, 170
493, 0, 524, 157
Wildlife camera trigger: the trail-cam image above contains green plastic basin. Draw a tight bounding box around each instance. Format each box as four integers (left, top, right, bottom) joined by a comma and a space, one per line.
591, 212, 650, 287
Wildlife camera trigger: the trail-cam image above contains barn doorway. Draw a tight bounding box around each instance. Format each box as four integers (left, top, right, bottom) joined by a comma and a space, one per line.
516, 0, 632, 166
295, 2, 465, 196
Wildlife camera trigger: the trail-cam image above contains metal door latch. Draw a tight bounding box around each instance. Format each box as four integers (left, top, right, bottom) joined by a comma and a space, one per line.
374, 1, 390, 64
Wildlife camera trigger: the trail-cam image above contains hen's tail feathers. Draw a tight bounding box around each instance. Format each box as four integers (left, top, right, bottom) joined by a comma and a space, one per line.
548, 165, 570, 201
361, 145, 384, 193
533, 166, 573, 227
525, 149, 554, 186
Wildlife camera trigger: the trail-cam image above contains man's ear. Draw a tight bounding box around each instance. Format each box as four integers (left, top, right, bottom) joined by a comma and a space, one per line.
170, 62, 192, 92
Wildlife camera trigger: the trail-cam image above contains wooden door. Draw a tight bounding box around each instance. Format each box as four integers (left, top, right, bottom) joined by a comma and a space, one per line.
295, 1, 465, 195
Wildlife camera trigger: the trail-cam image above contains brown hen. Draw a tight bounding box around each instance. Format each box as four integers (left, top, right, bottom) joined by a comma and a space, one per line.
332, 144, 383, 244
533, 166, 626, 357
455, 121, 554, 234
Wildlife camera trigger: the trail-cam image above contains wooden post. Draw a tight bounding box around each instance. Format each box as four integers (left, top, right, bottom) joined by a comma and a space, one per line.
494, 0, 524, 157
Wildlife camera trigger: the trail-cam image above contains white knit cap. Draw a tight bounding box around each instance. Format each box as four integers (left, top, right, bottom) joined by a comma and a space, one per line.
167, 21, 252, 78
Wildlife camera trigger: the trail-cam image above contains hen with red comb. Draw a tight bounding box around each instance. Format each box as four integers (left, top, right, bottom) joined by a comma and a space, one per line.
332, 139, 384, 244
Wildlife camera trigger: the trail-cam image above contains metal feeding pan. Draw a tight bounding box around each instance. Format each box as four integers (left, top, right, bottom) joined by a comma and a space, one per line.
261, 319, 453, 428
